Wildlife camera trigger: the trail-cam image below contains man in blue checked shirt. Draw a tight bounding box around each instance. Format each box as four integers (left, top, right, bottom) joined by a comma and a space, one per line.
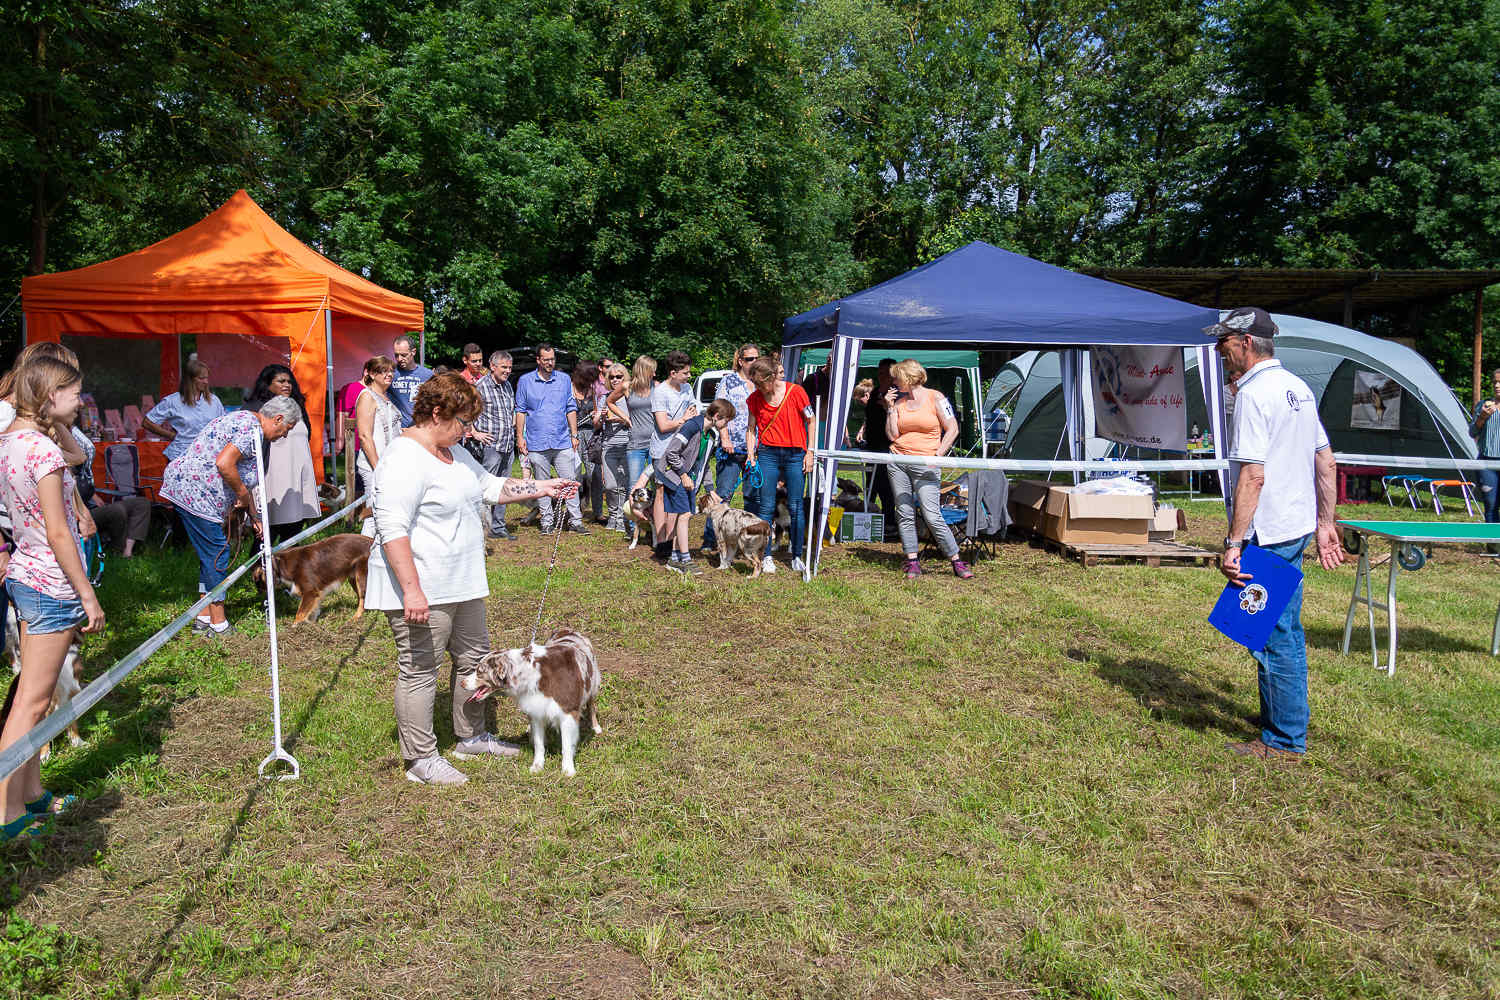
514, 344, 586, 533
471, 350, 519, 539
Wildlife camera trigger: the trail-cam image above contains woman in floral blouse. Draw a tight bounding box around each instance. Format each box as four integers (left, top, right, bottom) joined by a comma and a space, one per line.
159, 396, 301, 635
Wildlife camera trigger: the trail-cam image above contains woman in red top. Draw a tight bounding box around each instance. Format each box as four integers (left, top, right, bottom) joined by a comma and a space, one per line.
745, 357, 815, 573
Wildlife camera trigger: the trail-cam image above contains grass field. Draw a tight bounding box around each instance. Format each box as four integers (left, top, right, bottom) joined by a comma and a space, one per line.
4, 497, 1498, 999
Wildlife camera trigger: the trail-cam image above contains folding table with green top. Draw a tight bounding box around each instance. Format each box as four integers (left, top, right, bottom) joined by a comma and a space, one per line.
1337, 519, 1500, 676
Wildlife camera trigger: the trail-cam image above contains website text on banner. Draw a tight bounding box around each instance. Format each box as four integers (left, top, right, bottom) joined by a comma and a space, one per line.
1090, 346, 1188, 452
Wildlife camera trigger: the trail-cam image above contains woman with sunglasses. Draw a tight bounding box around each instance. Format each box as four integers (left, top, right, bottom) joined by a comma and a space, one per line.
599, 363, 633, 532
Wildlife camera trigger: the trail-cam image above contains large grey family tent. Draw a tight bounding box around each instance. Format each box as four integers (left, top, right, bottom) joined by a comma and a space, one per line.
1002, 313, 1475, 461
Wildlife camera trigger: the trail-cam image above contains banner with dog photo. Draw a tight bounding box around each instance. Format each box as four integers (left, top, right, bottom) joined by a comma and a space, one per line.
1350, 370, 1402, 430
1089, 346, 1188, 452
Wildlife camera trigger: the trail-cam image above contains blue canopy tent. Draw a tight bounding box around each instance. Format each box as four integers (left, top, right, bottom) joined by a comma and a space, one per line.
781, 241, 1227, 577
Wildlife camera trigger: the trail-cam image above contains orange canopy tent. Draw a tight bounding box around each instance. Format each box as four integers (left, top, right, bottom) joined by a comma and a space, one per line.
20, 190, 425, 476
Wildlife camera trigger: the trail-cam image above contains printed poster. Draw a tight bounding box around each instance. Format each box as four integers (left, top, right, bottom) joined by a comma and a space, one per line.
1350, 370, 1401, 430
1090, 346, 1188, 451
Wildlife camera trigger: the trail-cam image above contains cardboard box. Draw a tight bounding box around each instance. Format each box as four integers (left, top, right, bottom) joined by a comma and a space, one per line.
1008, 479, 1153, 546
837, 511, 885, 543
1149, 506, 1178, 543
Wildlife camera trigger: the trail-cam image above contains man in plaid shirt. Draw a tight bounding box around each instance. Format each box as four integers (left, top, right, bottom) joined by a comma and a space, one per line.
472, 350, 519, 539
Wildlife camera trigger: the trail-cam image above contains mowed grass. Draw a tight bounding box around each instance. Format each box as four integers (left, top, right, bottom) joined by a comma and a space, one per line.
4, 497, 1498, 999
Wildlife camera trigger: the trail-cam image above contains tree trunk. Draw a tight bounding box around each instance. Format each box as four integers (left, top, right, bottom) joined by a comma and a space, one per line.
27, 23, 49, 276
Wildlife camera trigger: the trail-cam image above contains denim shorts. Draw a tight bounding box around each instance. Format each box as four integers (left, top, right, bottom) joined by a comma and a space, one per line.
6, 580, 85, 635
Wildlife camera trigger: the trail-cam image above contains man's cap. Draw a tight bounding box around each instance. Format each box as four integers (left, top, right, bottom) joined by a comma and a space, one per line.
1205, 306, 1278, 340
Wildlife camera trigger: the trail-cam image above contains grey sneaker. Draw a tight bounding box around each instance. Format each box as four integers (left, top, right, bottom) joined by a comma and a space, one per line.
405, 755, 469, 785
680, 557, 704, 576
791, 557, 807, 573
451, 733, 521, 760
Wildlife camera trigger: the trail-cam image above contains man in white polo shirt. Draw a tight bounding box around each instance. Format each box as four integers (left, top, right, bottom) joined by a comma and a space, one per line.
1212, 306, 1345, 764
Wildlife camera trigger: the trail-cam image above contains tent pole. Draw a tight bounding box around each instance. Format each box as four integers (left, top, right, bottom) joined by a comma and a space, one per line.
1474, 289, 1484, 409
20, 313, 26, 347
325, 309, 336, 484
419, 330, 426, 368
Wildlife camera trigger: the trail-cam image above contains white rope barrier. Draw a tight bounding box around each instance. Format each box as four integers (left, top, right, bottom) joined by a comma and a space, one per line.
811, 447, 1230, 473
1333, 453, 1500, 471
0, 493, 366, 785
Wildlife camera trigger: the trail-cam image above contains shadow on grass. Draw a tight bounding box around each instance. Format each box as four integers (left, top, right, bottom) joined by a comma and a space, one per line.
122, 617, 380, 996
1305, 622, 1491, 657
1089, 650, 1256, 738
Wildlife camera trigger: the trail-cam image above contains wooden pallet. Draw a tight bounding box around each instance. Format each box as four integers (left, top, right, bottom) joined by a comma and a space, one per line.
1026, 532, 1217, 568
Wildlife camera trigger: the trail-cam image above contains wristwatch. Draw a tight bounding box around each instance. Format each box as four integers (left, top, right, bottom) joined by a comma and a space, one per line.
1223, 536, 1242, 551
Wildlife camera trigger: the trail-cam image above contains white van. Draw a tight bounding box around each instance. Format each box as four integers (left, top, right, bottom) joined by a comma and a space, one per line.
694, 369, 731, 412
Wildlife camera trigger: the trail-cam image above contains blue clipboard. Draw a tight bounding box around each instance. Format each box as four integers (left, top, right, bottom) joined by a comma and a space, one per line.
1208, 544, 1303, 651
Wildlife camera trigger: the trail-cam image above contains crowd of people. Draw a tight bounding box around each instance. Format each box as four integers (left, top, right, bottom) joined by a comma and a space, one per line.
0, 332, 986, 824
0, 307, 1349, 818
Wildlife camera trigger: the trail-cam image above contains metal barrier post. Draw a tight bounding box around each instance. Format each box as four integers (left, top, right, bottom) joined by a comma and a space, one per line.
254, 434, 299, 781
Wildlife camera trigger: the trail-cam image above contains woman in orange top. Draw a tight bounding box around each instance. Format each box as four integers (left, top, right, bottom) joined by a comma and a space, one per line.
745, 357, 816, 574
884, 359, 972, 579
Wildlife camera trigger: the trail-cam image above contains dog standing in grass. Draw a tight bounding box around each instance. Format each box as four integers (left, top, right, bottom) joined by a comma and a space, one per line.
461, 628, 601, 776
252, 533, 372, 624
697, 491, 770, 575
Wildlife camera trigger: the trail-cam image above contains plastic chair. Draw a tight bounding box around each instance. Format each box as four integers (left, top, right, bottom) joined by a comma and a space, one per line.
1429, 479, 1477, 517
1399, 476, 1434, 510
101, 443, 174, 546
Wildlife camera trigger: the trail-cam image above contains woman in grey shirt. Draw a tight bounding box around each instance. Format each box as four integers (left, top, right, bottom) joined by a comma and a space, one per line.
613, 355, 658, 543
599, 362, 634, 532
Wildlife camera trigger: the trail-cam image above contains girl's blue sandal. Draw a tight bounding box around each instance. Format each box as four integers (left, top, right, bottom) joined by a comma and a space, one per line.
1, 811, 47, 843
25, 790, 78, 815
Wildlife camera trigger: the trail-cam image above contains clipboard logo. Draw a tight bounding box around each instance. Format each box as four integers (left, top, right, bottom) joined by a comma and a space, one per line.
1239, 584, 1269, 615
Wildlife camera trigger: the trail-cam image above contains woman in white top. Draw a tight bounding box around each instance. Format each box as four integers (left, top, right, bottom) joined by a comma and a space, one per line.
367, 372, 575, 786
354, 354, 401, 495
140, 359, 225, 461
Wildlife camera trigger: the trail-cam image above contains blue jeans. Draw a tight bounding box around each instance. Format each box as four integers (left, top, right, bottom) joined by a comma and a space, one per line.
1478, 468, 1500, 522
754, 446, 806, 559
626, 447, 650, 494
1249, 533, 1311, 753
702, 451, 748, 547
178, 505, 232, 594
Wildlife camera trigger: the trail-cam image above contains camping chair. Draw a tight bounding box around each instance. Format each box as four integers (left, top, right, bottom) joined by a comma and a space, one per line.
1429, 479, 1478, 517
101, 443, 175, 546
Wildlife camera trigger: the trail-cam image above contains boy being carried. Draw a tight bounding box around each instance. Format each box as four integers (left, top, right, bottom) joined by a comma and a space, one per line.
656, 399, 734, 575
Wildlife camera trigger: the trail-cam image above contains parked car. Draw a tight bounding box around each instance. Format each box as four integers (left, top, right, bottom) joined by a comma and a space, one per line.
694, 369, 731, 412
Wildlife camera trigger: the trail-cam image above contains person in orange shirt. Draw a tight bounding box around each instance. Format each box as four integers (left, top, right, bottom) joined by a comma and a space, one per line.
884, 359, 972, 580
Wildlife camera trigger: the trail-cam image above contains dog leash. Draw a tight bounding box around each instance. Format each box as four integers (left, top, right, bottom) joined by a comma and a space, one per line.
528, 491, 570, 648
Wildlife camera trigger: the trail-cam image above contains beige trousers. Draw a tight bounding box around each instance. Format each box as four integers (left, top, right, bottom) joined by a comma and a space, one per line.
386, 598, 490, 761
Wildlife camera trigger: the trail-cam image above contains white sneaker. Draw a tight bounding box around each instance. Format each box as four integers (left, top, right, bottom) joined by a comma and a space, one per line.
761, 555, 776, 574
405, 755, 468, 785
451, 733, 521, 760
791, 557, 807, 573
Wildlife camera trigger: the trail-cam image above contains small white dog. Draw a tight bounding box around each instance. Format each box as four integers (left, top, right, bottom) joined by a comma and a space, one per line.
4, 607, 85, 762
462, 628, 602, 776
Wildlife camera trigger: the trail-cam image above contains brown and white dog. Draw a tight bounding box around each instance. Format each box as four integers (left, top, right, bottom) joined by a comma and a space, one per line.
2, 608, 83, 762
254, 533, 373, 624
461, 628, 601, 776
626, 487, 655, 550
697, 492, 771, 575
